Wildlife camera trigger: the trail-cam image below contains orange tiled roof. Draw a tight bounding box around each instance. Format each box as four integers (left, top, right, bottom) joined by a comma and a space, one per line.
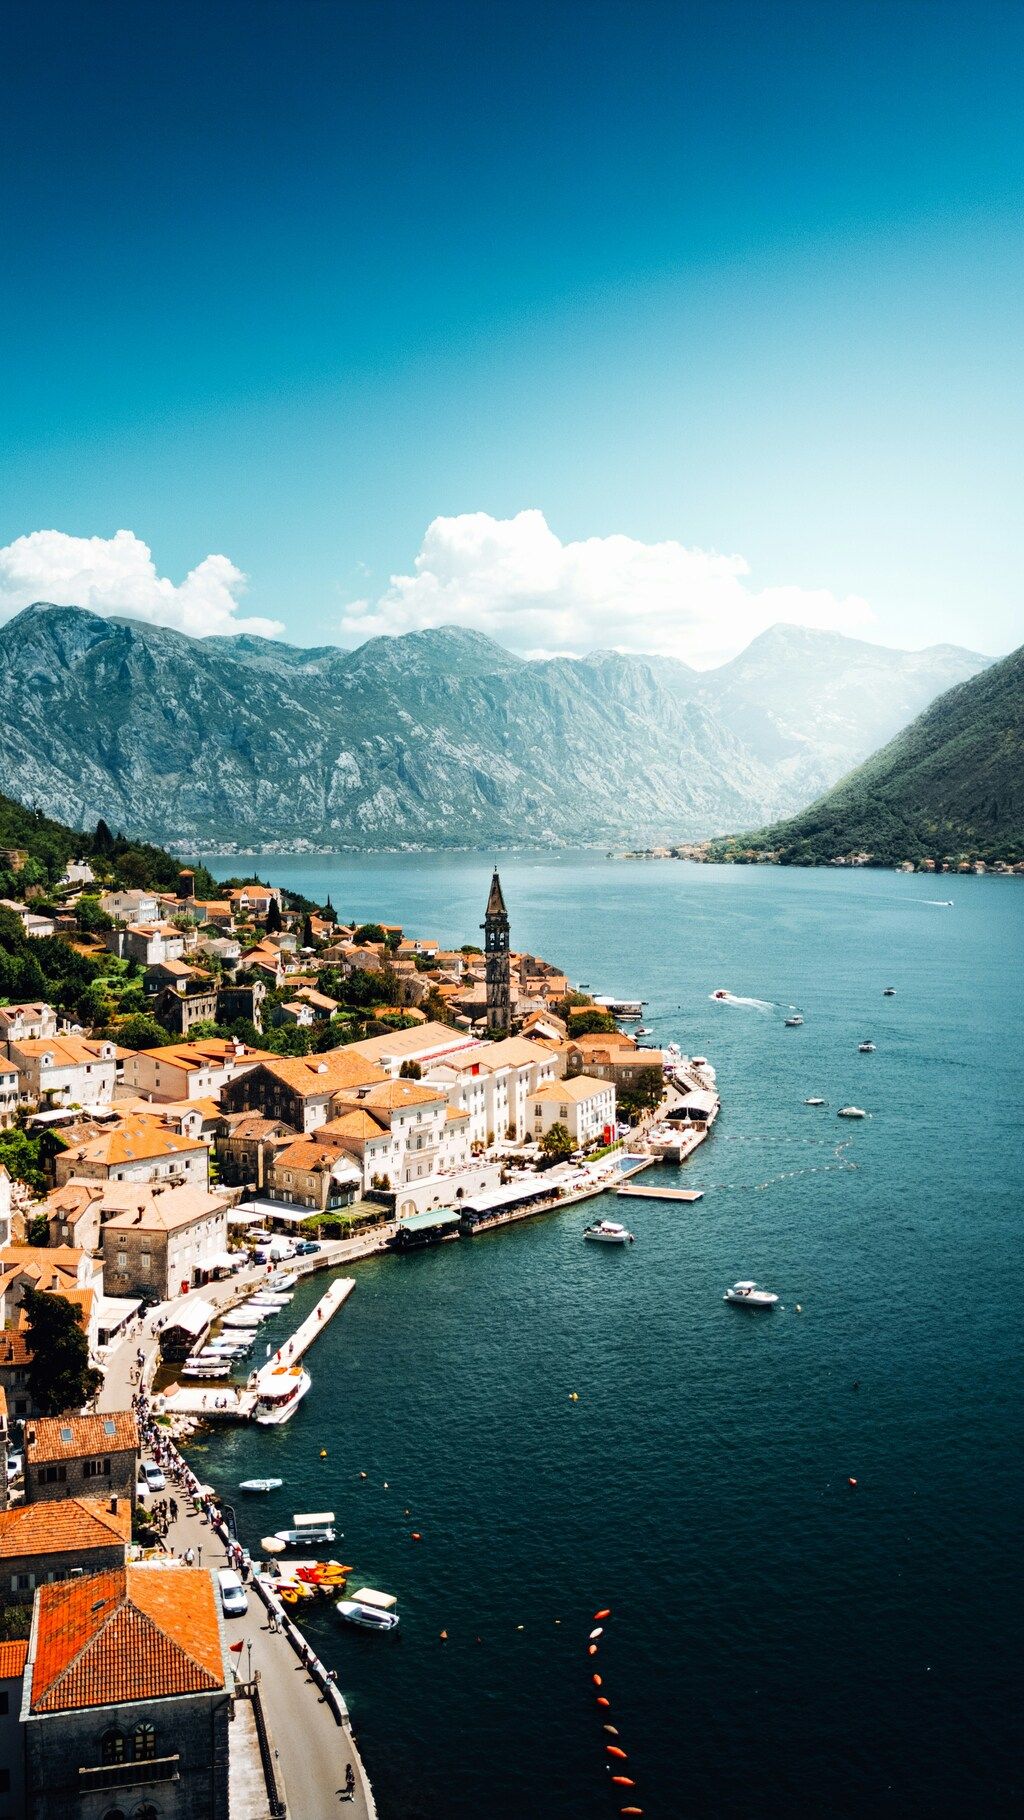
0, 1328, 32, 1367
0, 1640, 27, 1679
29, 1565, 224, 1712
57, 1116, 207, 1168
25, 1410, 138, 1465
0, 1496, 131, 1560
255, 1050, 388, 1095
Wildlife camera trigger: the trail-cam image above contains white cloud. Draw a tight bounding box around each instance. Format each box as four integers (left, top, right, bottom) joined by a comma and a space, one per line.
339, 509, 873, 667
0, 529, 283, 638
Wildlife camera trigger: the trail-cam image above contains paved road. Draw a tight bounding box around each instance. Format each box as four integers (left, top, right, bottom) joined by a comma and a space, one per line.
97, 1236, 389, 1818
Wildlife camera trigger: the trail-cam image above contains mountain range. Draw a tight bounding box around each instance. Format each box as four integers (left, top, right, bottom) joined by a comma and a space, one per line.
0, 603, 991, 850
714, 641, 1024, 865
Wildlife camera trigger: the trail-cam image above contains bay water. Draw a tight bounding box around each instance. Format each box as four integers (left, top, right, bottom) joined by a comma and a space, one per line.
195, 854, 1022, 1817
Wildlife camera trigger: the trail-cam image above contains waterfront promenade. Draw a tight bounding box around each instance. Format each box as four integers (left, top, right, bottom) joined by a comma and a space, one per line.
96, 1235, 387, 1818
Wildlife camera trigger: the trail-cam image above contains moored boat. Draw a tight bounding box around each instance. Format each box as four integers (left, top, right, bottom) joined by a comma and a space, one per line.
583, 1219, 635, 1245
240, 1477, 284, 1493
336, 1599, 400, 1632
253, 1364, 312, 1425
858, 1041, 876, 1052
837, 1105, 867, 1119
724, 1280, 779, 1308
804, 1097, 827, 1106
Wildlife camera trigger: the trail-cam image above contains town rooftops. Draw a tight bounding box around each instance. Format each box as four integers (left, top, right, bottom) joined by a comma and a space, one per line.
27, 1565, 224, 1712
528, 1074, 613, 1102
271, 1138, 363, 1176
0, 1640, 28, 1680
319, 1108, 390, 1142
345, 1021, 477, 1065
57, 1116, 208, 1168
25, 1411, 138, 1464
0, 1496, 132, 1561
134, 1038, 272, 1072
9, 1036, 118, 1066
100, 1184, 228, 1235
252, 1049, 388, 1095
333, 1079, 447, 1113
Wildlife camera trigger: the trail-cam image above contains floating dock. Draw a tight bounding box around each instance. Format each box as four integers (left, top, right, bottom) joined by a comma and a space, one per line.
617, 1184, 704, 1202
260, 1276, 355, 1369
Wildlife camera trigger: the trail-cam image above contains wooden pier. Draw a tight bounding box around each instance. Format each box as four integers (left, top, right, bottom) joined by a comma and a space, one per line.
617, 1184, 704, 1202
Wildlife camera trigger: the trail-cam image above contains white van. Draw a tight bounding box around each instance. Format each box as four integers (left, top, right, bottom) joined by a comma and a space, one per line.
217, 1567, 248, 1616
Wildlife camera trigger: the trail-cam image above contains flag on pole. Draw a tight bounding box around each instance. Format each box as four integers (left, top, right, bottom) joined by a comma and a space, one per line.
229, 1640, 245, 1654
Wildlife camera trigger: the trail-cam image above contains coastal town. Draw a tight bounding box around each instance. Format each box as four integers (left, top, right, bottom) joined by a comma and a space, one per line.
0, 853, 718, 1816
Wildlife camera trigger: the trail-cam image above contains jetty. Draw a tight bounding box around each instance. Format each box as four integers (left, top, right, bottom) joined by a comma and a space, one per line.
264, 1275, 355, 1365
161, 1277, 356, 1423
617, 1184, 704, 1202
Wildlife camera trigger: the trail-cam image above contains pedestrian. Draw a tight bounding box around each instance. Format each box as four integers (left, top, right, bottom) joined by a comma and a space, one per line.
170, 1496, 178, 1522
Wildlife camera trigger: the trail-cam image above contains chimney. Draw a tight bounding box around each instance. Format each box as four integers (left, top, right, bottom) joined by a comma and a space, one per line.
109, 1495, 119, 1515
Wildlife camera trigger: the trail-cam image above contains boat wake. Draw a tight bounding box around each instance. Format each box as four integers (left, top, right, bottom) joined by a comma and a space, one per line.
709, 991, 776, 1013
924, 899, 954, 907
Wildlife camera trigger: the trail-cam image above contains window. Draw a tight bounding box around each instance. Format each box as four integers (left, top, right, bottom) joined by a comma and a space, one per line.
40, 1464, 67, 1484
0, 1691, 8, 1714
133, 1806, 159, 1820
83, 1457, 111, 1478
101, 1728, 127, 1764
133, 1723, 156, 1761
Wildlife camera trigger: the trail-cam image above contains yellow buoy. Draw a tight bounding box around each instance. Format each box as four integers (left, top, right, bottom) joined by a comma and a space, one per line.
319, 1448, 328, 1459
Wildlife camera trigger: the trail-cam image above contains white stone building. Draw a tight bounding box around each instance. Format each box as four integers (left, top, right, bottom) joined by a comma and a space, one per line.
7, 1036, 119, 1109
526, 1074, 617, 1147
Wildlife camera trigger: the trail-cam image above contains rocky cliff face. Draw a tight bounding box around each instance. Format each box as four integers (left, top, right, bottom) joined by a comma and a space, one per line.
0, 604, 990, 849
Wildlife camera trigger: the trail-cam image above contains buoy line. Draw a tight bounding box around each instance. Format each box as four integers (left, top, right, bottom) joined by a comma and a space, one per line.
587, 1608, 643, 1814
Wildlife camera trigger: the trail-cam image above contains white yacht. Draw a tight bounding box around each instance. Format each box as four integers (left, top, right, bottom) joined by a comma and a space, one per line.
858, 1041, 876, 1053
253, 1363, 312, 1425
837, 1105, 867, 1119
724, 1280, 779, 1308
583, 1219, 635, 1245
804, 1097, 827, 1106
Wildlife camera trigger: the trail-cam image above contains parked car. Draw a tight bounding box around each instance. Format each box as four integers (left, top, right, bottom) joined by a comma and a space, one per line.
217, 1567, 248, 1616
295, 1240, 321, 1255
143, 1461, 166, 1492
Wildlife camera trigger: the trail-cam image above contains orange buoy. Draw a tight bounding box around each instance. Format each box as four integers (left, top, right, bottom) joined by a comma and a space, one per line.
848, 1477, 858, 1488
612, 1776, 636, 1786
621, 1809, 643, 1816
588, 1644, 598, 1656
596, 1696, 611, 1708
594, 1608, 611, 1620
411, 1531, 422, 1540
603, 1724, 618, 1735
439, 1630, 448, 1639
607, 1745, 628, 1759
592, 1673, 602, 1686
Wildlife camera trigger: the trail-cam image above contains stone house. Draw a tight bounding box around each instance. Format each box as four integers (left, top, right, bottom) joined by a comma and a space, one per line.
0, 1497, 131, 1601
20, 1565, 230, 1820
121, 1038, 270, 1105
0, 1639, 27, 1815
98, 888, 160, 923
221, 1049, 388, 1134
0, 1004, 58, 1055
101, 1185, 230, 1302
264, 1137, 363, 1211
213, 1113, 294, 1189
0, 1062, 18, 1129
23, 1413, 139, 1509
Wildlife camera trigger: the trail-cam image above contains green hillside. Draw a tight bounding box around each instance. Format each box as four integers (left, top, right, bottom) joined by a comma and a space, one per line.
0, 791, 218, 899
712, 643, 1024, 867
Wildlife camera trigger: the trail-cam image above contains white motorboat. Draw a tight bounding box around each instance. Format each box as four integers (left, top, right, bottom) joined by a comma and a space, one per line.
883, 987, 897, 996
248, 1293, 293, 1309
274, 1521, 337, 1547
858, 1041, 876, 1053
254, 1364, 312, 1425
336, 1599, 399, 1632
785, 1015, 804, 1027
804, 1097, 827, 1106
724, 1280, 779, 1308
267, 1270, 299, 1290
583, 1219, 635, 1245
240, 1477, 283, 1493
181, 1362, 232, 1379
837, 1105, 867, 1119
634, 1024, 652, 1037
223, 1306, 270, 1327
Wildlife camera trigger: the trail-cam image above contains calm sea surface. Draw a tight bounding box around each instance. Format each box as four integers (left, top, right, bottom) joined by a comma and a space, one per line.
194, 854, 1023, 1818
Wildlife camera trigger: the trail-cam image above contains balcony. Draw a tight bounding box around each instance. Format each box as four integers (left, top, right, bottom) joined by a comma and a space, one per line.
79, 1754, 181, 1792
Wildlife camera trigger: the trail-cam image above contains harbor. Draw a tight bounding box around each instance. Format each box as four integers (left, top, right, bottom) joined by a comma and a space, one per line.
159, 1276, 357, 1423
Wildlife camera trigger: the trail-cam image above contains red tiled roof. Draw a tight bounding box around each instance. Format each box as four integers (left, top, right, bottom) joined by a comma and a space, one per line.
25, 1410, 138, 1465
0, 1640, 28, 1680
0, 1496, 131, 1560
30, 1565, 224, 1711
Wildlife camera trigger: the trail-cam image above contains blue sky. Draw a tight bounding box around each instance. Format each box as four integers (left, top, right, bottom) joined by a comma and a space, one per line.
0, 0, 1021, 663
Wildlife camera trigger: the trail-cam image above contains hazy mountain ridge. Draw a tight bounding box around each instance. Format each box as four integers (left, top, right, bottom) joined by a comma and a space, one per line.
0, 603, 991, 849
719, 642, 1024, 864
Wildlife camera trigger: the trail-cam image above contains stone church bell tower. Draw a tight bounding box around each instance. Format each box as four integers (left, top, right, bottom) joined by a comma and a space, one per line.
482, 869, 511, 1034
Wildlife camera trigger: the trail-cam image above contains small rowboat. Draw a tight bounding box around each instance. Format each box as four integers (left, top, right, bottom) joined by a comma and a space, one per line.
239, 1478, 283, 1493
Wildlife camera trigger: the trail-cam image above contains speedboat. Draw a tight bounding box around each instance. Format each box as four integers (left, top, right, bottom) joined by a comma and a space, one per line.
858, 1041, 876, 1053
181, 1362, 232, 1379
274, 1523, 337, 1547
240, 1477, 283, 1493
724, 1280, 779, 1308
268, 1270, 299, 1290
883, 987, 896, 996
336, 1599, 399, 1632
804, 1097, 827, 1106
837, 1105, 867, 1119
583, 1219, 635, 1245
635, 1024, 652, 1037
784, 1015, 804, 1027
712, 989, 730, 1000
